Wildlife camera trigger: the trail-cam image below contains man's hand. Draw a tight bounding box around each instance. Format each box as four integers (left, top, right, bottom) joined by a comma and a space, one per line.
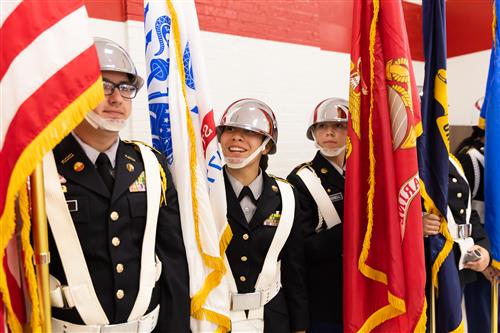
464, 245, 490, 272
423, 213, 441, 236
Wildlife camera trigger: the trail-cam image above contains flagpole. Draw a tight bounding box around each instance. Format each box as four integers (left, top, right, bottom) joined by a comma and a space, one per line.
492, 277, 498, 333
30, 164, 52, 333
431, 283, 436, 333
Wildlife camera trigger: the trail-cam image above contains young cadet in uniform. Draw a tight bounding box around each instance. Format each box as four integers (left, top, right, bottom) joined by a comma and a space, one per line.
44, 38, 190, 332
287, 98, 348, 333
217, 98, 308, 333
423, 155, 491, 331
456, 127, 498, 332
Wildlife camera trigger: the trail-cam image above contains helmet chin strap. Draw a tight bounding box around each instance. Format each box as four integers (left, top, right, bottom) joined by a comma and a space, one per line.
224, 137, 271, 169
320, 146, 346, 157
85, 111, 127, 132
311, 132, 346, 157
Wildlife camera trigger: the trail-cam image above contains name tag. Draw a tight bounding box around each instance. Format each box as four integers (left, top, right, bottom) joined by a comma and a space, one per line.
329, 192, 343, 203
66, 200, 78, 212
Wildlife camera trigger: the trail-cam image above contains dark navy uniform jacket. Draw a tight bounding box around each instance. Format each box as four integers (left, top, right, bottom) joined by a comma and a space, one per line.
457, 141, 485, 205
448, 158, 490, 286
287, 151, 343, 326
224, 169, 308, 332
49, 135, 190, 332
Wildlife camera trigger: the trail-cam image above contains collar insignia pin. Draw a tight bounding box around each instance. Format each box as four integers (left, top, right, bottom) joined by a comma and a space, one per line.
73, 162, 84, 172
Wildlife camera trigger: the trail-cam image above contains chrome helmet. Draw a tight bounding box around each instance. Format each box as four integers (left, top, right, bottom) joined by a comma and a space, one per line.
217, 98, 278, 154
94, 37, 144, 90
306, 98, 349, 140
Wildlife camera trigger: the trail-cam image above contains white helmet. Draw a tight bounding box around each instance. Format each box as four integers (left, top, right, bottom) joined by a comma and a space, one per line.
306, 98, 349, 141
217, 98, 278, 154
94, 37, 144, 90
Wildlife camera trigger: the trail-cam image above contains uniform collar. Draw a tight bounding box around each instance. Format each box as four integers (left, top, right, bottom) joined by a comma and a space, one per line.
226, 169, 263, 200
72, 132, 120, 168
319, 151, 345, 175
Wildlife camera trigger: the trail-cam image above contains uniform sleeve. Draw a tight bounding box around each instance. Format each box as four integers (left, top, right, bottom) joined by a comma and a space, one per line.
155, 154, 190, 332
281, 187, 309, 331
470, 209, 490, 254
287, 172, 343, 263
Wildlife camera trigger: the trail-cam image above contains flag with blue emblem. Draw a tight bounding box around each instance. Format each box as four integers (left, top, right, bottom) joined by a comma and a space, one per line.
418, 0, 463, 332
480, 0, 500, 271
144, 1, 231, 331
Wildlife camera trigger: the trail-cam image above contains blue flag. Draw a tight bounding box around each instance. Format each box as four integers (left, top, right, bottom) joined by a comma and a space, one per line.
418, 0, 463, 331
480, 0, 500, 270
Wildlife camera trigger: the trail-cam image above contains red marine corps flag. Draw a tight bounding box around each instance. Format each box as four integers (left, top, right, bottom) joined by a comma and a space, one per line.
344, 0, 426, 332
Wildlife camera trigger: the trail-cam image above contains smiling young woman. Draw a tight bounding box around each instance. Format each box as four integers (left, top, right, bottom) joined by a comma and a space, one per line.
217, 98, 308, 333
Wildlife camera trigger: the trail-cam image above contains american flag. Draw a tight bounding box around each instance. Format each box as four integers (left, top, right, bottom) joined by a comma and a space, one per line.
0, 1, 103, 331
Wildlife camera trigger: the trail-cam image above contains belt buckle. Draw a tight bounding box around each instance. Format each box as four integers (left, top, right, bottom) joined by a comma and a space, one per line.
101, 321, 138, 333
457, 224, 472, 239
231, 292, 262, 311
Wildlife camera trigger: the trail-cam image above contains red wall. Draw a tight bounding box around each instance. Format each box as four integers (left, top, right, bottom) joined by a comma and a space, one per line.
84, 0, 493, 61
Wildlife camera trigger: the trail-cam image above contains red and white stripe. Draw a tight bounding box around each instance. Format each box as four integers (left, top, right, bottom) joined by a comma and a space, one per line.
0, 0, 101, 219
0, 1, 102, 331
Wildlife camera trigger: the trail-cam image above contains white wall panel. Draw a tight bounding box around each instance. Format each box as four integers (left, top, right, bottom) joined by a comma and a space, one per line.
88, 19, 490, 177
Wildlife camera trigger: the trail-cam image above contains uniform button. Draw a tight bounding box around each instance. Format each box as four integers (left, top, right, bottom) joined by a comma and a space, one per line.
241, 256, 248, 262
327, 188, 332, 193
452, 178, 458, 183
457, 192, 463, 198
116, 263, 124, 273
460, 209, 465, 215
112, 237, 121, 247
110, 211, 119, 221
242, 233, 249, 240
239, 276, 246, 282
116, 289, 125, 300
320, 168, 328, 174
244, 207, 250, 213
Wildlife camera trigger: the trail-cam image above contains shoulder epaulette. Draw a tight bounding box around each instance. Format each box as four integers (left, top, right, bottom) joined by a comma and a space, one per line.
123, 140, 162, 155
270, 175, 293, 187
457, 145, 472, 156
292, 161, 313, 174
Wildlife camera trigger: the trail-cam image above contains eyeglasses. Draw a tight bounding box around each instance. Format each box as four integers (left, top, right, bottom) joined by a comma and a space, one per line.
102, 80, 138, 99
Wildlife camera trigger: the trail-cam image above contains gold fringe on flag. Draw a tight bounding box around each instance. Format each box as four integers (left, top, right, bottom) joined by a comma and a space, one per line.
356, 1, 412, 331
166, 0, 231, 330
0, 77, 103, 332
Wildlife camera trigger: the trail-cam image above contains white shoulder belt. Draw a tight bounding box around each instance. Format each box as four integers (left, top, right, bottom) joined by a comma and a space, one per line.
44, 143, 162, 329
467, 148, 484, 199
296, 167, 341, 230
228, 179, 295, 333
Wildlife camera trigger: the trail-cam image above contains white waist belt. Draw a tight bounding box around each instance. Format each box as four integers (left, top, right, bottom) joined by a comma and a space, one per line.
447, 223, 473, 241
230, 269, 281, 311
51, 305, 159, 333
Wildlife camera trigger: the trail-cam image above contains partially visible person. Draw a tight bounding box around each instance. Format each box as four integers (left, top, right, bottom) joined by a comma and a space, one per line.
287, 98, 348, 333
423, 154, 492, 332
46, 37, 190, 332
456, 125, 499, 332
217, 98, 308, 333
